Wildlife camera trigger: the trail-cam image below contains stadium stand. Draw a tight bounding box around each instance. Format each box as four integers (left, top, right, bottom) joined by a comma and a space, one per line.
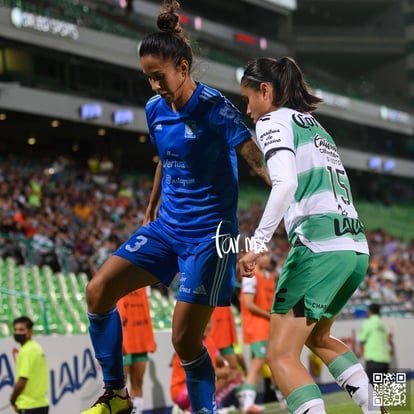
0, 155, 412, 337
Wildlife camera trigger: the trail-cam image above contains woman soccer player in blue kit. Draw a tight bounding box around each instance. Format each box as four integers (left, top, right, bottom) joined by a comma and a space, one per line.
81, 2, 270, 414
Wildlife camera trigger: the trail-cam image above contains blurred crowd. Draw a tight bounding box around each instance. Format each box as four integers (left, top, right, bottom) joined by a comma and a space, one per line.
0, 155, 413, 311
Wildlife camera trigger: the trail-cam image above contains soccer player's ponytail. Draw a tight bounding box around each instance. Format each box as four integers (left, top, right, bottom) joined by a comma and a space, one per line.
241, 56, 323, 113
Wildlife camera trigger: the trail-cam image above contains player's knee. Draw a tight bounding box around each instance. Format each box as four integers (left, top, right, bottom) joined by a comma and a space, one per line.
85, 279, 103, 312
306, 331, 329, 352
171, 330, 186, 357
172, 332, 204, 362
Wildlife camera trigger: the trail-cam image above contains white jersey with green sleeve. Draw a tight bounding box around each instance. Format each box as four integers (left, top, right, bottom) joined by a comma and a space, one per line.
255, 107, 369, 254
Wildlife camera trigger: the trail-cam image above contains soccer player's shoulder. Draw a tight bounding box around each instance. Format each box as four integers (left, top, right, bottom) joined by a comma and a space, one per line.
198, 83, 223, 108
257, 107, 293, 127
145, 94, 163, 115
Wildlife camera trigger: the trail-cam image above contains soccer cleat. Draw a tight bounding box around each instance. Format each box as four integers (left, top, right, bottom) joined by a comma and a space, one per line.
243, 404, 265, 414
81, 389, 133, 414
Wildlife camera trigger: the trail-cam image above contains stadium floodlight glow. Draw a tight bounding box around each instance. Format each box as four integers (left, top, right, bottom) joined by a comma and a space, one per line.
259, 37, 268, 50
194, 16, 202, 31
113, 109, 134, 125
235, 67, 244, 84
242, 0, 297, 13
234, 32, 257, 45
383, 159, 396, 172
79, 103, 103, 120
368, 156, 382, 170
379, 105, 410, 125
179, 14, 190, 25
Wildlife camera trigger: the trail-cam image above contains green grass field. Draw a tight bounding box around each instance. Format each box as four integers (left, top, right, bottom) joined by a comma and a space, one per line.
229, 380, 413, 413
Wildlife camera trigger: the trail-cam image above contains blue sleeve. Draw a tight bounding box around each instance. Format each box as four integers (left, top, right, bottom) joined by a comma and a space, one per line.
145, 96, 160, 147
209, 97, 252, 148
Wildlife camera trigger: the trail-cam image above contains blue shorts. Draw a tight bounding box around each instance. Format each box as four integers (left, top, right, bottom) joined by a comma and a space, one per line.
114, 220, 236, 306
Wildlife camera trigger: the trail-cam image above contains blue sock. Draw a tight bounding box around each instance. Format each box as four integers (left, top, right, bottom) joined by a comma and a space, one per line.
181, 348, 216, 413
88, 306, 125, 389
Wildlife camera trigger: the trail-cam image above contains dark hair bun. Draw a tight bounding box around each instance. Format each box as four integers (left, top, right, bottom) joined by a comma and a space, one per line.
157, 12, 179, 33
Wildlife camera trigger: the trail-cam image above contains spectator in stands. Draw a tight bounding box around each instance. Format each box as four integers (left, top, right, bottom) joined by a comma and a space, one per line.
73, 228, 95, 276
358, 303, 392, 383
118, 287, 156, 414
9, 316, 49, 414
32, 224, 60, 272
396, 278, 414, 309
365, 276, 383, 302
81, 2, 270, 414
380, 279, 399, 303
89, 235, 119, 276
238, 56, 386, 414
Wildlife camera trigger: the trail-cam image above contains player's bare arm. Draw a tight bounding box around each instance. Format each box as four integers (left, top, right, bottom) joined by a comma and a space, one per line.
236, 138, 271, 186
143, 160, 162, 225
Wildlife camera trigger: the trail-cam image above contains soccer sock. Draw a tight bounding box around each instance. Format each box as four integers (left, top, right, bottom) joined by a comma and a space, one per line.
328, 351, 380, 414
286, 383, 326, 414
235, 384, 245, 408
271, 384, 287, 407
242, 384, 257, 410
181, 348, 216, 413
88, 306, 125, 390
132, 396, 143, 414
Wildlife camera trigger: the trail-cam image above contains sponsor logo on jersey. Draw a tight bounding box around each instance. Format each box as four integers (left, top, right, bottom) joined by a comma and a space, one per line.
314, 134, 336, 152
312, 302, 327, 309
218, 104, 241, 122
194, 285, 207, 295
259, 128, 280, 140
185, 121, 197, 139
292, 113, 320, 129
334, 217, 364, 236
259, 128, 282, 148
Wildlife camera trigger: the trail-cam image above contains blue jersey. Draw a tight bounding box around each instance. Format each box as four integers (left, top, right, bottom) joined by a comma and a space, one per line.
146, 82, 252, 242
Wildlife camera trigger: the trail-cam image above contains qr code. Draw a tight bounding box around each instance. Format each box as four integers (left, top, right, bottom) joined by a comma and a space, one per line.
372, 372, 408, 409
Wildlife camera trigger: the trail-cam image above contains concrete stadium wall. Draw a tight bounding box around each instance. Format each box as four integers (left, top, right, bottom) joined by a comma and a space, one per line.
0, 317, 412, 414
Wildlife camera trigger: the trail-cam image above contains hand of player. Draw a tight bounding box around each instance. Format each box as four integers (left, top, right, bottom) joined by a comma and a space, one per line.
238, 250, 258, 277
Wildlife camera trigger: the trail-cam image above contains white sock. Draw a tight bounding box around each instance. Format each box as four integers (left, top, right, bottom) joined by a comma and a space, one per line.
274, 388, 285, 402
132, 396, 143, 414
335, 363, 381, 414
293, 398, 326, 414
243, 388, 257, 410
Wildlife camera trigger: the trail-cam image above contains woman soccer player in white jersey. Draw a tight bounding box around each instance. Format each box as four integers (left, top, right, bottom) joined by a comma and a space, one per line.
81, 2, 270, 414
238, 56, 388, 414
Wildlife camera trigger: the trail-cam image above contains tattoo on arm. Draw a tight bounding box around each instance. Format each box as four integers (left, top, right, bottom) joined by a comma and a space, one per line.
237, 139, 271, 186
